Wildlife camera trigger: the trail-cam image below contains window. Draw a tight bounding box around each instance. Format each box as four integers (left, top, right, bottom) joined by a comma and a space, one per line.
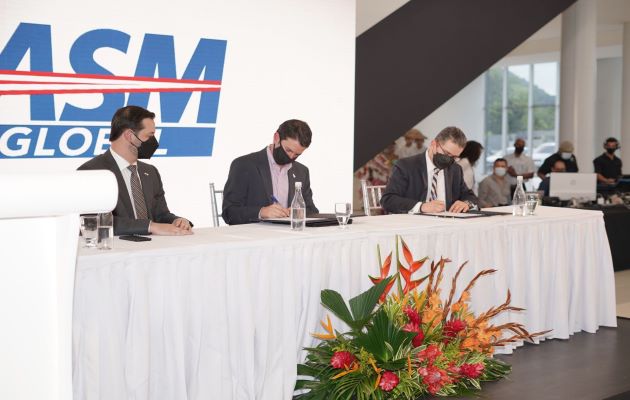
483, 62, 559, 173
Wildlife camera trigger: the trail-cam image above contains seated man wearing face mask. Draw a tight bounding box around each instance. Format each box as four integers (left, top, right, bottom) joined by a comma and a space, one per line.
477, 158, 512, 208
78, 105, 193, 236
537, 140, 578, 179
593, 137, 622, 185
222, 119, 319, 225
380, 126, 478, 214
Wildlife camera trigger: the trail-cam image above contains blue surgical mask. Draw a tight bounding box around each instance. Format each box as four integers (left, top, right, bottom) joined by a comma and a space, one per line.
494, 167, 507, 177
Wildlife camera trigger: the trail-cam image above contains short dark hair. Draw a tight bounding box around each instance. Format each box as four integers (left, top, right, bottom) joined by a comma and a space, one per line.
277, 119, 312, 148
110, 106, 156, 141
494, 158, 508, 167
435, 126, 467, 148
604, 137, 619, 146
459, 140, 484, 165
552, 159, 566, 169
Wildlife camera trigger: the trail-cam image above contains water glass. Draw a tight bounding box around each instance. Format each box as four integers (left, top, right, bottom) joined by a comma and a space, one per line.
525, 192, 539, 216
97, 212, 114, 250
79, 214, 98, 248
335, 202, 352, 229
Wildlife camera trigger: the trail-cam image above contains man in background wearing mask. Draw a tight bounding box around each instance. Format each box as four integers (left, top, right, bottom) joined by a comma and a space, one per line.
222, 119, 319, 225
381, 126, 478, 214
538, 159, 566, 197
538, 140, 578, 179
78, 105, 193, 236
593, 137, 622, 185
477, 158, 511, 208
504, 138, 535, 194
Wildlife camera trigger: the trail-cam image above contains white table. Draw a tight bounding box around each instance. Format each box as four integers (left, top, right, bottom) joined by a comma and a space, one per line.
73, 206, 617, 400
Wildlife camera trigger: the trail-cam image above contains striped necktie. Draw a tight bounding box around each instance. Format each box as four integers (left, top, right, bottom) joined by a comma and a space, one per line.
127, 165, 148, 219
429, 167, 440, 201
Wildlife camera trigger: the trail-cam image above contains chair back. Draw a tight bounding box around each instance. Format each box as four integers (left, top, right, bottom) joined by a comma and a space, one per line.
361, 179, 386, 216
209, 183, 224, 227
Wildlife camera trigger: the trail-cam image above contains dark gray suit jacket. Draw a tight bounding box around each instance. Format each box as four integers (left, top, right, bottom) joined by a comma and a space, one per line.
77, 149, 184, 235
222, 148, 319, 225
380, 151, 478, 213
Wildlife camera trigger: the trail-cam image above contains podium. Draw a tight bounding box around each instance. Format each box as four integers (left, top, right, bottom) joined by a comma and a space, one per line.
0, 171, 117, 400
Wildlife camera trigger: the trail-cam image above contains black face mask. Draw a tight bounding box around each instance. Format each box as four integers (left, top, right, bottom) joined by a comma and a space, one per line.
606, 148, 617, 155
272, 143, 293, 165
133, 134, 159, 159
433, 152, 454, 170
514, 146, 524, 155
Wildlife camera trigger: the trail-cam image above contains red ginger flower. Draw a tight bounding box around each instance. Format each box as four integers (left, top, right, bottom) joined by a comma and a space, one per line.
330, 351, 356, 369
460, 362, 484, 379
404, 306, 421, 325
378, 371, 399, 392
444, 319, 466, 338
418, 365, 450, 395
417, 344, 442, 363
403, 322, 425, 347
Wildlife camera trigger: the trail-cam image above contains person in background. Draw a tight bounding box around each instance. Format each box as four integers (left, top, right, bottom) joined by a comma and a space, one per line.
395, 128, 427, 159
538, 159, 566, 196
593, 137, 622, 185
381, 126, 478, 214
538, 140, 578, 179
456, 140, 483, 194
222, 119, 319, 225
504, 138, 535, 193
477, 158, 511, 208
78, 105, 193, 236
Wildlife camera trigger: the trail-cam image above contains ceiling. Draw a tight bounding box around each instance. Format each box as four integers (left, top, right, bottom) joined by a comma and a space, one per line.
357, 0, 630, 56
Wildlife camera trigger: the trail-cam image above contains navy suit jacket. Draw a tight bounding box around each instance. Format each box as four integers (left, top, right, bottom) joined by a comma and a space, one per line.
222, 148, 319, 225
380, 151, 478, 213
77, 149, 185, 235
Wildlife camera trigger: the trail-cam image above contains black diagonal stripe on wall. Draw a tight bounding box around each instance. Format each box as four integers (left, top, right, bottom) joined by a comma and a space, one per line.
354, 0, 576, 170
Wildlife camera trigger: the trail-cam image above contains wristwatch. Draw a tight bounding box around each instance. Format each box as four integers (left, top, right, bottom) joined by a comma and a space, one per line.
464, 200, 477, 210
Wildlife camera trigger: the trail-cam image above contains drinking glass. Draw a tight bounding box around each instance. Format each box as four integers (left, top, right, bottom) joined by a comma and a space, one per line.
335, 202, 352, 229
525, 192, 539, 216
79, 214, 98, 248
97, 212, 114, 250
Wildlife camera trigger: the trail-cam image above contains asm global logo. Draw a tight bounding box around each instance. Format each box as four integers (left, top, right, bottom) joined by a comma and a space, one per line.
0, 22, 227, 158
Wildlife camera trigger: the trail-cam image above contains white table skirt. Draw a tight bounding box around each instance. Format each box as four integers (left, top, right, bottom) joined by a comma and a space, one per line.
73, 206, 617, 400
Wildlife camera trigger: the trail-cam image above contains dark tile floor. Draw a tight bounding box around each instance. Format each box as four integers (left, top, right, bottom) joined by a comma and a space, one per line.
429, 318, 630, 400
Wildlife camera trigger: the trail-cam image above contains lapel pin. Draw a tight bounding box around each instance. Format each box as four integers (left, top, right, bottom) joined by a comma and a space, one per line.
144, 172, 149, 176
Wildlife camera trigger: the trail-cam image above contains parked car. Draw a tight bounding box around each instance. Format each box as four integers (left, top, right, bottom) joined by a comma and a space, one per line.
532, 142, 556, 166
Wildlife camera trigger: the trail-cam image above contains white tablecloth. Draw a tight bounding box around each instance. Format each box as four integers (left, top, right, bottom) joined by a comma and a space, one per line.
73, 206, 617, 400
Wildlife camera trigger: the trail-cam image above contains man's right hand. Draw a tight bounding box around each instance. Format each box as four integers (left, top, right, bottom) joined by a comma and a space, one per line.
260, 204, 290, 219
149, 222, 193, 236
420, 200, 445, 213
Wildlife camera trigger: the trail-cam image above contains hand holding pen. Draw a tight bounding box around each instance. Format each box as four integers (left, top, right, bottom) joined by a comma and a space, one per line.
259, 194, 290, 219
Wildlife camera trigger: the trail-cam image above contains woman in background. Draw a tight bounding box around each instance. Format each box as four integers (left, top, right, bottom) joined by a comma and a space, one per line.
456, 140, 483, 194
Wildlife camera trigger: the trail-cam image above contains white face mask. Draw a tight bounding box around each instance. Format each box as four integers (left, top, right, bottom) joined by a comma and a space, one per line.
494, 167, 507, 177
561, 152, 572, 160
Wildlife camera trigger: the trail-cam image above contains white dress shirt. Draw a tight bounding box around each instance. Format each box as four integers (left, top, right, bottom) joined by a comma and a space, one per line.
410, 151, 445, 213
110, 148, 142, 218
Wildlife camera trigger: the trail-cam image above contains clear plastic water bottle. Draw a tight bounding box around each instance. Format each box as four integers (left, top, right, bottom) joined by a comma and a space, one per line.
290, 181, 306, 231
512, 176, 526, 216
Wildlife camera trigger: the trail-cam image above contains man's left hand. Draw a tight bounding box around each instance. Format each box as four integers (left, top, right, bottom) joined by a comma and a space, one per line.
173, 218, 192, 231
449, 200, 470, 213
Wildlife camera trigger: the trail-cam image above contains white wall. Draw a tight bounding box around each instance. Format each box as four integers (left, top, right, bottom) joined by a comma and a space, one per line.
0, 0, 356, 227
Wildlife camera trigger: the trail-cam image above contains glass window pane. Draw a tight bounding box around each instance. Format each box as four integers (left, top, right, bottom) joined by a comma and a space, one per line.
532, 105, 557, 167
533, 63, 557, 106
507, 65, 529, 145
484, 68, 503, 172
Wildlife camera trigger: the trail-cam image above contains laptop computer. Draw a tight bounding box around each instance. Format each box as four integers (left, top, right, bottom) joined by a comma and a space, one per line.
549, 173, 597, 201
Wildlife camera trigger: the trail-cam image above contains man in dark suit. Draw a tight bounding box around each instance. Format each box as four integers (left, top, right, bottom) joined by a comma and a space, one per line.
381, 126, 478, 214
78, 106, 192, 236
222, 119, 319, 225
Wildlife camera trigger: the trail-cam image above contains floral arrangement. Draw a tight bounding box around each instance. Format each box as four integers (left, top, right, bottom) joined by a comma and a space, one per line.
294, 236, 547, 399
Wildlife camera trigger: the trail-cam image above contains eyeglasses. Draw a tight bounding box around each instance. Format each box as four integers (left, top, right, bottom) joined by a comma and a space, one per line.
436, 141, 460, 162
